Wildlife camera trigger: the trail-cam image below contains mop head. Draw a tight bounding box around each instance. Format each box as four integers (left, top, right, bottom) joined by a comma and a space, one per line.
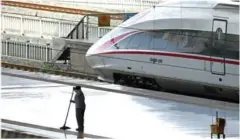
60, 126, 71, 130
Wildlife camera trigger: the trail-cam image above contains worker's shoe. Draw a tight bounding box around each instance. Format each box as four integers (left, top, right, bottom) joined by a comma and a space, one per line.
77, 131, 84, 139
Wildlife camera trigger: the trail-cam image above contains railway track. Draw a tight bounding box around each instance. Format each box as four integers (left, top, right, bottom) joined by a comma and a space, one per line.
1, 62, 99, 82
1, 0, 124, 20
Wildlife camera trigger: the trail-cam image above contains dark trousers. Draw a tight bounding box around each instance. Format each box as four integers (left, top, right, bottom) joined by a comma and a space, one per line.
76, 108, 85, 132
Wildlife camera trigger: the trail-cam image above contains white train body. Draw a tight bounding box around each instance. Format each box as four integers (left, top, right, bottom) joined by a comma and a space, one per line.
86, 0, 239, 102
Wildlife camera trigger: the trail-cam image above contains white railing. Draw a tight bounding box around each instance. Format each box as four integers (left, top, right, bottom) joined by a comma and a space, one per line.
58, 0, 161, 12
1, 13, 78, 38
1, 40, 52, 62
1, 13, 116, 40
8, 0, 164, 12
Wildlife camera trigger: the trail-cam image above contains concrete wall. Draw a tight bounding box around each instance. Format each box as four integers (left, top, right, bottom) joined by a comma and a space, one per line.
1, 33, 96, 75
51, 37, 66, 61
69, 40, 96, 75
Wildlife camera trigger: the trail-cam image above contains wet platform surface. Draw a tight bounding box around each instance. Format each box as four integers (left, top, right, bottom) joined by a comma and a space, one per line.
1, 75, 239, 139
2, 119, 109, 139
2, 68, 238, 111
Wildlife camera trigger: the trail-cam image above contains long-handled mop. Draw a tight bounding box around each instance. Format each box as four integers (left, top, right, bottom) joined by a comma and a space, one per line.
60, 89, 75, 130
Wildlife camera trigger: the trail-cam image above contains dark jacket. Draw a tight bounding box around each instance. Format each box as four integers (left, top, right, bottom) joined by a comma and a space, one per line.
74, 89, 86, 109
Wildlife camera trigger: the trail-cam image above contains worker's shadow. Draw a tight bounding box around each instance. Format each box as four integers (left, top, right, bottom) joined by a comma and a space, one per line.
132, 96, 239, 138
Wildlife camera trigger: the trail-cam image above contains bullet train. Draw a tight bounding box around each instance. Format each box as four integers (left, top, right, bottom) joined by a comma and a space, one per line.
85, 0, 239, 102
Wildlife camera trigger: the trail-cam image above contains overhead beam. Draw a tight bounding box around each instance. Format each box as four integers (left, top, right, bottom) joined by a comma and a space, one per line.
1, 0, 124, 20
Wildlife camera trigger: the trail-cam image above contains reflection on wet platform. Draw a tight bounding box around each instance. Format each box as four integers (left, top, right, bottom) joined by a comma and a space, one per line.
1, 75, 239, 139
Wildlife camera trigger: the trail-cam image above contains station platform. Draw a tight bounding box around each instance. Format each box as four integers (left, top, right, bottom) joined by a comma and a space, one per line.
2, 68, 238, 111
1, 73, 239, 139
1, 119, 109, 139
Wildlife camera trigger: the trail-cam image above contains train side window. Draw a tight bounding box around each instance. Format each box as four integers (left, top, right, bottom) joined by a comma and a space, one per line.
149, 32, 168, 51
114, 35, 133, 50
163, 31, 180, 52
195, 31, 239, 60
222, 34, 239, 60
191, 31, 212, 55
126, 32, 151, 50
126, 33, 141, 49
136, 32, 152, 50
177, 31, 197, 53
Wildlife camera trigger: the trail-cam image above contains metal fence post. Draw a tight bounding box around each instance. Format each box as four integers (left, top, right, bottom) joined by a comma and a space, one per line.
13, 41, 15, 57
2, 15, 5, 31
6, 38, 10, 56
39, 18, 42, 37
40, 45, 43, 61
97, 27, 100, 38
46, 43, 50, 62
20, 16, 24, 35
86, 15, 89, 39
82, 17, 85, 39
46, 44, 48, 62
97, 15, 100, 38
58, 21, 61, 37
33, 44, 36, 60
26, 40, 30, 59
20, 42, 23, 58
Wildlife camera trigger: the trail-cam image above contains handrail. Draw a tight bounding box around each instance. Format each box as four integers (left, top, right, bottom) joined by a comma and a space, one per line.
66, 12, 137, 39
66, 15, 87, 39
1, 0, 124, 20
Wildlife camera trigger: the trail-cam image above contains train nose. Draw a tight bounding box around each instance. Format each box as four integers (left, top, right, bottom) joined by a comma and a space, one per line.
85, 44, 103, 68
85, 44, 95, 57
85, 46, 95, 67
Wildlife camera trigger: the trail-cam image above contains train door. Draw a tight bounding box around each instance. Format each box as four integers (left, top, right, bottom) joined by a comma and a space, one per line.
210, 19, 227, 75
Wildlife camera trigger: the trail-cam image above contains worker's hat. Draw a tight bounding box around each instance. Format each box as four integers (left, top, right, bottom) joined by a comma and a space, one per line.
75, 86, 81, 90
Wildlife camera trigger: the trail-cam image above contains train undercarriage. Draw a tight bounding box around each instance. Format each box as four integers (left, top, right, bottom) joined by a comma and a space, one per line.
113, 73, 162, 91
112, 73, 239, 103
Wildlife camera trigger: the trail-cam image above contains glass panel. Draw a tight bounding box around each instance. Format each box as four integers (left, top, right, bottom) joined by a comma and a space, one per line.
126, 33, 142, 49
149, 31, 168, 50
192, 31, 212, 55
177, 31, 197, 53
115, 32, 151, 50
137, 32, 152, 50
126, 32, 151, 50
113, 29, 239, 60
223, 34, 239, 59
114, 35, 133, 50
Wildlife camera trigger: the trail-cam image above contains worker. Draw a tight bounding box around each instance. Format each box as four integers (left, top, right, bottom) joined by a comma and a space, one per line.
71, 86, 86, 138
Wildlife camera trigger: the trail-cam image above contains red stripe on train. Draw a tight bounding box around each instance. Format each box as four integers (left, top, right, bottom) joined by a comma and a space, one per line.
95, 50, 240, 65
93, 31, 139, 53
